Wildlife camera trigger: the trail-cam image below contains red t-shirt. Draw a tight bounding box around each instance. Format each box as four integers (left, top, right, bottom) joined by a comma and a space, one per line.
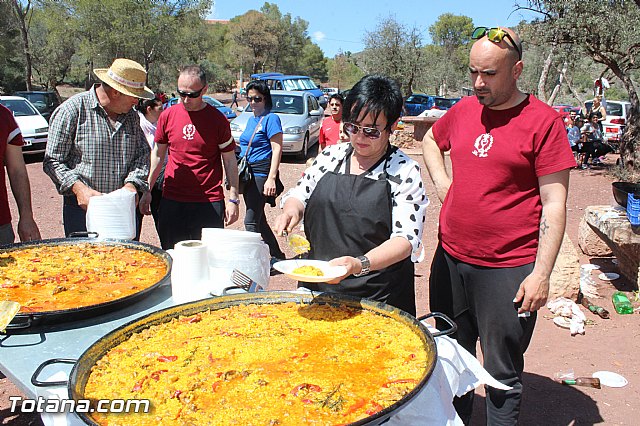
432, 95, 576, 267
155, 103, 234, 202
319, 116, 340, 148
0, 105, 24, 225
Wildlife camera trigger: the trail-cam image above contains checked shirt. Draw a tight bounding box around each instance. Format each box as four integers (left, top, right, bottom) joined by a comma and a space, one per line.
44, 85, 150, 195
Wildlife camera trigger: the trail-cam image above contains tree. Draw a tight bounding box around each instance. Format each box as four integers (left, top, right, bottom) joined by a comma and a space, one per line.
0, 0, 24, 92
29, 1, 78, 96
227, 10, 278, 74
426, 13, 474, 96
9, 0, 34, 91
328, 50, 364, 90
523, 0, 640, 176
298, 43, 327, 82
361, 15, 425, 97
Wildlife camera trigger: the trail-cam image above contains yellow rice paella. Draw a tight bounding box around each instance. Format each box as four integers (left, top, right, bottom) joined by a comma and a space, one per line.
85, 302, 430, 425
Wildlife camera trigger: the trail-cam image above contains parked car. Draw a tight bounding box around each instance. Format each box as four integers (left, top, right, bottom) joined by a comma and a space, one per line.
584, 99, 631, 147
13, 91, 60, 122
250, 73, 327, 108
230, 90, 323, 159
403, 94, 435, 116
552, 104, 580, 119
433, 97, 461, 111
0, 96, 49, 155
322, 87, 340, 102
165, 96, 236, 120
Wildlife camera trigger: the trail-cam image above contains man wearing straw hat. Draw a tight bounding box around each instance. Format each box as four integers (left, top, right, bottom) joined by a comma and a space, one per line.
44, 58, 153, 236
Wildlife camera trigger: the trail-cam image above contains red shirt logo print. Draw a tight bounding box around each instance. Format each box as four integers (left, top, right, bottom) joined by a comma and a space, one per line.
182, 124, 196, 140
472, 133, 494, 158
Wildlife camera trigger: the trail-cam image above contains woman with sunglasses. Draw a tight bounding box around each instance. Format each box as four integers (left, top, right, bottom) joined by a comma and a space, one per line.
275, 75, 428, 316
238, 80, 286, 261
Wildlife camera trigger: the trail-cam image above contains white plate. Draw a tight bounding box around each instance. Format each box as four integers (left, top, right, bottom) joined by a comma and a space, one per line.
593, 371, 628, 388
598, 272, 620, 281
273, 260, 347, 283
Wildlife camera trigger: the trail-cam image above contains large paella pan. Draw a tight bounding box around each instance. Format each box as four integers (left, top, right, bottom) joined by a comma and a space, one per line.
33, 291, 455, 425
0, 236, 171, 330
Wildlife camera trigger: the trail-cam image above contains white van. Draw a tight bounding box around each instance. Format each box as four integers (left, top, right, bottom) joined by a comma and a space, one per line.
584, 99, 631, 148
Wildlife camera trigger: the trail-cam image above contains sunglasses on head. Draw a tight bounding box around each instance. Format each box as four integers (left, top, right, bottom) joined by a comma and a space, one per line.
177, 87, 204, 99
247, 96, 264, 103
471, 27, 522, 61
343, 122, 382, 139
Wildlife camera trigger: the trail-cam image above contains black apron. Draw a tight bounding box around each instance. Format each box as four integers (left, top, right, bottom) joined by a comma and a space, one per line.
302, 145, 416, 315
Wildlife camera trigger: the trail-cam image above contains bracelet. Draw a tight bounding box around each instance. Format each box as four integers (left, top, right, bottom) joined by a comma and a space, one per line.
228, 198, 240, 205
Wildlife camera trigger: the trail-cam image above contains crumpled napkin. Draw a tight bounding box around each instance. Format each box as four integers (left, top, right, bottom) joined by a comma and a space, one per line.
35, 371, 85, 426
387, 325, 511, 426
547, 297, 586, 336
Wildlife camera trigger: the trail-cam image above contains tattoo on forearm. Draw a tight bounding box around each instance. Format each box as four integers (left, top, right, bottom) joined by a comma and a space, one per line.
540, 214, 549, 236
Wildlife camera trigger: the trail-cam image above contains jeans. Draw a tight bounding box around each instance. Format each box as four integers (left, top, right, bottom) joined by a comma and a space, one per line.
158, 198, 225, 250
429, 245, 537, 425
242, 174, 285, 259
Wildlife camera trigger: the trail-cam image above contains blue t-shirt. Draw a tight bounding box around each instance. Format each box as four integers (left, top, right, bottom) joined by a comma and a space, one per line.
238, 113, 282, 174
567, 126, 581, 147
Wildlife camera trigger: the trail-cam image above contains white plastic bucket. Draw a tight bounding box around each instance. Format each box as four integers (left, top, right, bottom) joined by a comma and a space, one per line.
201, 228, 270, 295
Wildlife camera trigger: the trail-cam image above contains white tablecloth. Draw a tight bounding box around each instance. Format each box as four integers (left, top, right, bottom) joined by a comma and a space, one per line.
38, 323, 508, 426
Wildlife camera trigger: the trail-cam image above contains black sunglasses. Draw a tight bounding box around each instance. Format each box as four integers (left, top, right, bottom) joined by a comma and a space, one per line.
177, 87, 204, 99
343, 122, 382, 139
471, 27, 522, 61
246, 96, 264, 103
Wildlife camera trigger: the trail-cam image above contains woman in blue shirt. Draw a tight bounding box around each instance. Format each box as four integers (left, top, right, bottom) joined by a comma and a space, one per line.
238, 80, 285, 260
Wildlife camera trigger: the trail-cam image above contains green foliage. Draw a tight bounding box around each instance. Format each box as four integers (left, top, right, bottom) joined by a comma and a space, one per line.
0, 1, 24, 92
361, 15, 426, 96
328, 52, 364, 90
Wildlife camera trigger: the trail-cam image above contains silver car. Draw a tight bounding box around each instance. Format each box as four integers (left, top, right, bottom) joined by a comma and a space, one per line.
230, 90, 323, 158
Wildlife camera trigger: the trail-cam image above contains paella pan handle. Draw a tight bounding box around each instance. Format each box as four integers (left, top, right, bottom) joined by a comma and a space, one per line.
5, 314, 38, 330
31, 358, 77, 387
417, 312, 457, 338
67, 231, 99, 239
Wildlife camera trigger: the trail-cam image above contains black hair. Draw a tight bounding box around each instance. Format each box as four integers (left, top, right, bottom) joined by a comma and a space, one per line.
588, 112, 600, 121
245, 80, 273, 112
179, 65, 207, 87
136, 97, 162, 114
342, 75, 403, 131
329, 93, 344, 105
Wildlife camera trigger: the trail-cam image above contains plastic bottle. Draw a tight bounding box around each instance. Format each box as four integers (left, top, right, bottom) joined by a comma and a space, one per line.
611, 291, 634, 314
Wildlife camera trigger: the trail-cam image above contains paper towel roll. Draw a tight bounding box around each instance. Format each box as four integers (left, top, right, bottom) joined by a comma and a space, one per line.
170, 240, 210, 304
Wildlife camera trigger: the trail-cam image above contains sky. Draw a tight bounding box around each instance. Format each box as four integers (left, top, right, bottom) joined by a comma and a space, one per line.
208, 0, 539, 58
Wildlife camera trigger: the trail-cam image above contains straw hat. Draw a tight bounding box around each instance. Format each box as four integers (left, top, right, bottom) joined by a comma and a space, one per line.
93, 58, 154, 99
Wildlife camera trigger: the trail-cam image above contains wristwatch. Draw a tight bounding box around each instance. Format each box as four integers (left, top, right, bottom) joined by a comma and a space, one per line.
353, 255, 370, 277
228, 199, 240, 205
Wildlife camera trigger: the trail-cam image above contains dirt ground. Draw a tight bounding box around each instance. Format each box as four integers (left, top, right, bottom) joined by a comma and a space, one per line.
1, 103, 639, 424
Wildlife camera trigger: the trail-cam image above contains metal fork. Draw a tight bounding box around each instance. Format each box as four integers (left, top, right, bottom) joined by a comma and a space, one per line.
222, 269, 263, 295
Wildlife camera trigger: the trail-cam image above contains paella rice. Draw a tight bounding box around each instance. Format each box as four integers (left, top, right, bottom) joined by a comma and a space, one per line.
292, 265, 324, 277
0, 243, 167, 313
85, 302, 430, 425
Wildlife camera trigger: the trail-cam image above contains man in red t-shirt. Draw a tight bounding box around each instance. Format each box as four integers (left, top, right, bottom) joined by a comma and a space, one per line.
141, 65, 239, 249
319, 93, 344, 150
0, 104, 40, 244
422, 27, 575, 425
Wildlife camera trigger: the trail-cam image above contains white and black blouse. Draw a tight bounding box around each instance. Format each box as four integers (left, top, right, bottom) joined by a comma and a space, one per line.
283, 143, 429, 261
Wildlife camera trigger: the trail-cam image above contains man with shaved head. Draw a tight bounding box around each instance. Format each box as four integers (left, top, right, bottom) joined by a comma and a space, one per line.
422, 27, 576, 424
